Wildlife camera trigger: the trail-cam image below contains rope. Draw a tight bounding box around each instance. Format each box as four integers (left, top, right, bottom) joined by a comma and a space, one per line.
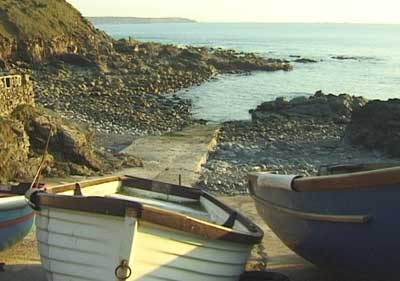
30, 127, 52, 189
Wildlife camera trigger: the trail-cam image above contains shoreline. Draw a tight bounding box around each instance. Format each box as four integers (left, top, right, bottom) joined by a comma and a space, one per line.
2, 3, 400, 280
25, 41, 291, 137
197, 118, 399, 195
1, 33, 292, 183
2, 9, 399, 188
8, 57, 399, 186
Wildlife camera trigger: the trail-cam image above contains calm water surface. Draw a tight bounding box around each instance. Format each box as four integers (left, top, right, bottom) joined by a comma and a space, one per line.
95, 23, 400, 121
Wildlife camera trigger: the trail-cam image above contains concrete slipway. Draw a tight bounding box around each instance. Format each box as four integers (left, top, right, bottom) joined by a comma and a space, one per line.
0, 124, 332, 281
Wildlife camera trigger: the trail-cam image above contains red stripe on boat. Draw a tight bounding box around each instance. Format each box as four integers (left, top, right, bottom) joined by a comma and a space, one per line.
0, 212, 35, 229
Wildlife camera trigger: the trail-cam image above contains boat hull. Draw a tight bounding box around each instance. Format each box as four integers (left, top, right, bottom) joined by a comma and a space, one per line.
250, 183, 400, 281
0, 196, 35, 252
30, 176, 262, 281
36, 207, 252, 281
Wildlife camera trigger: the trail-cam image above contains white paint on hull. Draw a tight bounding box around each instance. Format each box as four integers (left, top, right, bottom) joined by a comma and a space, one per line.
37, 207, 136, 281
133, 222, 251, 281
37, 208, 252, 281
107, 193, 211, 222
36, 179, 257, 281
200, 197, 248, 233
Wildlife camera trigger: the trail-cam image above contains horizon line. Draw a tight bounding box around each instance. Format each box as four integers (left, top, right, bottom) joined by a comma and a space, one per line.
86, 17, 400, 25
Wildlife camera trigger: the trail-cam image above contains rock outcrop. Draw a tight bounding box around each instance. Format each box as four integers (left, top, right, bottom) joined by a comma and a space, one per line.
331, 56, 359, 60
0, 0, 110, 63
294, 58, 318, 63
344, 99, 400, 158
206, 49, 292, 72
250, 91, 367, 123
0, 117, 32, 183
0, 105, 142, 183
12, 105, 102, 171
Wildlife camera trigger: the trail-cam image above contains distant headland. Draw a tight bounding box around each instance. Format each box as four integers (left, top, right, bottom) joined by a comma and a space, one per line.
89, 17, 197, 24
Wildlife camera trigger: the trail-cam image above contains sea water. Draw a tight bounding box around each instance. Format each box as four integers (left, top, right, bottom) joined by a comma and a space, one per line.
94, 23, 400, 121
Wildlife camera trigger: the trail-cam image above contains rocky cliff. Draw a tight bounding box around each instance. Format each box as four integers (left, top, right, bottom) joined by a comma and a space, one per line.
0, 0, 111, 63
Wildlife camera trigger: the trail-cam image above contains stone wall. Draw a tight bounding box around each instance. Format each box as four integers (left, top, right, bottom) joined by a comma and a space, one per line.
0, 74, 34, 116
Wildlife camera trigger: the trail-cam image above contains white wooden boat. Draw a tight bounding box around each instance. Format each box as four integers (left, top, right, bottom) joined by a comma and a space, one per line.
27, 176, 263, 281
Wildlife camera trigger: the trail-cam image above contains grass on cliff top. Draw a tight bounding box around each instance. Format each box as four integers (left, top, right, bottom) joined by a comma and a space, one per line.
0, 0, 97, 40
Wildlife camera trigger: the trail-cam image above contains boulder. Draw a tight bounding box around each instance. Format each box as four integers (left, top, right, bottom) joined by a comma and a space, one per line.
0, 104, 143, 183
207, 49, 292, 73
179, 48, 206, 61
344, 99, 400, 158
12, 105, 102, 171
57, 53, 96, 67
0, 118, 30, 182
250, 91, 367, 123
332, 56, 358, 60
294, 58, 318, 63
114, 39, 140, 54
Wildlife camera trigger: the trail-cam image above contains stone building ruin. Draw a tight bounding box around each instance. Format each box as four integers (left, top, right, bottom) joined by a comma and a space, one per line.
0, 74, 34, 116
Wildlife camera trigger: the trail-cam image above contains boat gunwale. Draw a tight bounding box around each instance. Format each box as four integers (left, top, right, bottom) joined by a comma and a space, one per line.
251, 194, 371, 224
47, 176, 122, 194
0, 182, 42, 196
249, 166, 400, 192
0, 195, 31, 211
34, 176, 264, 244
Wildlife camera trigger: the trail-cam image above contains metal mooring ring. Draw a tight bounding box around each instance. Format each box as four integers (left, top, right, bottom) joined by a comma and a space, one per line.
114, 260, 132, 280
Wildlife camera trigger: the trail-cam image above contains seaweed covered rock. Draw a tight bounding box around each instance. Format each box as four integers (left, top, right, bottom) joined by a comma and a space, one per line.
344, 99, 400, 158
250, 91, 367, 123
206, 49, 292, 73
294, 58, 318, 63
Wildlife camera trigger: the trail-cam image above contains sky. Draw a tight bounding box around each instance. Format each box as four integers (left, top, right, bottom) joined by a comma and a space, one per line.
67, 0, 400, 24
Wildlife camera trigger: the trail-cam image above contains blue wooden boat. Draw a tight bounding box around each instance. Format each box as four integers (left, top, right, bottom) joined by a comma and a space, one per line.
248, 166, 400, 281
0, 184, 35, 252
